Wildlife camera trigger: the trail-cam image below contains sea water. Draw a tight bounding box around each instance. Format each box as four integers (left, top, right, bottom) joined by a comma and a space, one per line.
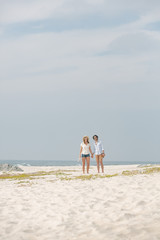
0, 159, 160, 166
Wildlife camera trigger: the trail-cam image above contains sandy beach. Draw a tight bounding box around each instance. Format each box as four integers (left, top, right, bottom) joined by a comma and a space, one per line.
0, 164, 160, 240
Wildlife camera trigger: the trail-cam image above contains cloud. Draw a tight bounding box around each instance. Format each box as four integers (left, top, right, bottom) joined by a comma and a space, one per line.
0, 0, 65, 24
0, 0, 160, 161
1, 0, 160, 25
0, 29, 118, 91
1, 0, 160, 94
101, 32, 160, 55
1, 26, 160, 95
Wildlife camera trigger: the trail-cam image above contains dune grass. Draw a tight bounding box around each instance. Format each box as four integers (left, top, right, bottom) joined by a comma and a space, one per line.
60, 176, 73, 181
122, 170, 140, 176
143, 167, 160, 174
98, 173, 119, 178
0, 170, 71, 181
61, 167, 160, 181
0, 167, 160, 182
122, 167, 160, 176
16, 180, 31, 184
60, 173, 119, 181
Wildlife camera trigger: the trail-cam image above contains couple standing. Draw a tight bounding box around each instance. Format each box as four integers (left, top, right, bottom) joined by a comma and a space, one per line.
79, 135, 105, 174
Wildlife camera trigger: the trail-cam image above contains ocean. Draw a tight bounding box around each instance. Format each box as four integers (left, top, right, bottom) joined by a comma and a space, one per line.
0, 159, 160, 166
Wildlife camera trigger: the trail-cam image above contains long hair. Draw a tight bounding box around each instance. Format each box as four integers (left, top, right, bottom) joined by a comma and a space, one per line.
83, 136, 89, 144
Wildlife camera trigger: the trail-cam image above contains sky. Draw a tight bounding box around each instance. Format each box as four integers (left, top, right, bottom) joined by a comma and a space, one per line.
0, 0, 160, 162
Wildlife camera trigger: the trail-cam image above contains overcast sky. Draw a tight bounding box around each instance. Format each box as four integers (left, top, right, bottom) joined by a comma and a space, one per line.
0, 0, 160, 162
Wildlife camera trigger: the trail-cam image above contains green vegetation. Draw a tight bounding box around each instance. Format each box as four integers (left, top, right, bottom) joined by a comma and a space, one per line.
143, 167, 160, 174
122, 170, 140, 176
60, 167, 160, 181
55, 172, 71, 176
0, 167, 160, 182
75, 174, 94, 180
60, 173, 119, 181
98, 173, 119, 178
60, 176, 73, 181
0, 170, 72, 181
16, 180, 30, 184
0, 173, 35, 180
16, 180, 35, 187
122, 167, 160, 176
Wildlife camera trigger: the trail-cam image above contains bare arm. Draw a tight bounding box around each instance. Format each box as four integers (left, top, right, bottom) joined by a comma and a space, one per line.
101, 142, 104, 154
89, 146, 93, 158
79, 146, 83, 158
101, 142, 105, 156
92, 144, 95, 155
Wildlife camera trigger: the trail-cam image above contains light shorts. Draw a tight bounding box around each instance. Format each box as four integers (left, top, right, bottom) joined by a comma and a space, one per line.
82, 154, 90, 158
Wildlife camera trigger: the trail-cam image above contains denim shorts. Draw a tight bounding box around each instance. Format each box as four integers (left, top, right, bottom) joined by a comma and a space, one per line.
82, 154, 90, 158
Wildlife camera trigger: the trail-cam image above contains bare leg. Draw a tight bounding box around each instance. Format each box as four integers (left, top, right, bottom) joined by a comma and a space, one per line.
96, 155, 100, 173
82, 157, 85, 174
86, 157, 90, 174
99, 155, 104, 173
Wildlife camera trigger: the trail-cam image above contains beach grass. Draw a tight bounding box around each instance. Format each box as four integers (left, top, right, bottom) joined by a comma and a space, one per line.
16, 180, 31, 184
0, 167, 160, 182
60, 173, 119, 181
60, 167, 160, 180
143, 167, 160, 174
122, 170, 140, 176
0, 170, 72, 181
122, 167, 160, 176
98, 173, 119, 178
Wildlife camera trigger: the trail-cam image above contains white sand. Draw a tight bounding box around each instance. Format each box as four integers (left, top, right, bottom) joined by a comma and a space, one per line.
0, 165, 160, 240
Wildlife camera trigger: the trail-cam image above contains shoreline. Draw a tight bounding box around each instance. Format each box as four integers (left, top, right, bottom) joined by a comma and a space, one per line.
1, 159, 160, 167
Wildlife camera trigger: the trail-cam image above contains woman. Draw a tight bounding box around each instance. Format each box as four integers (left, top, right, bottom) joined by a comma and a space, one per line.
79, 136, 93, 174
93, 135, 105, 173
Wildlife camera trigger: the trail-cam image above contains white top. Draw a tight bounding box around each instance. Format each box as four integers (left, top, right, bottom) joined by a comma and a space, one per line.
81, 142, 90, 154
93, 141, 104, 155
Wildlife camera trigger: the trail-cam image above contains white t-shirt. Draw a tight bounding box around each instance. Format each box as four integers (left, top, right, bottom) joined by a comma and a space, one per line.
81, 142, 90, 154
